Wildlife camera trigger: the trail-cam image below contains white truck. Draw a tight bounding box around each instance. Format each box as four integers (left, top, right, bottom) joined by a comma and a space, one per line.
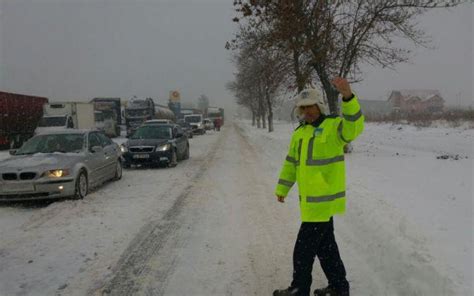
35, 102, 96, 134
184, 114, 205, 135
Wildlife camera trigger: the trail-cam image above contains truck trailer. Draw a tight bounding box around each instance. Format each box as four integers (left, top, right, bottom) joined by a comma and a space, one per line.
0, 91, 48, 149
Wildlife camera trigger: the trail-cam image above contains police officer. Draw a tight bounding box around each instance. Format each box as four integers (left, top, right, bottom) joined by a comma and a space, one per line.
273, 77, 364, 296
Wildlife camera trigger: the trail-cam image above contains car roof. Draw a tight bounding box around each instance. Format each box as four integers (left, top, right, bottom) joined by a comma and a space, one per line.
35, 129, 93, 135
140, 123, 175, 128
145, 119, 171, 122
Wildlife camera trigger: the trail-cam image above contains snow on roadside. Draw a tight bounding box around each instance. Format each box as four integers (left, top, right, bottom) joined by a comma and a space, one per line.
236, 120, 473, 296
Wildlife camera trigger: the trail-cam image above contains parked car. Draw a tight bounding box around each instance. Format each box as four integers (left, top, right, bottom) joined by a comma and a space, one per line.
203, 118, 214, 131
121, 124, 189, 168
0, 130, 122, 201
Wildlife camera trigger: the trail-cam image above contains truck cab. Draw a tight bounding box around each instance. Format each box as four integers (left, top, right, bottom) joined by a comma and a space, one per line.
124, 97, 155, 136
35, 102, 95, 134
184, 114, 205, 135
36, 114, 74, 132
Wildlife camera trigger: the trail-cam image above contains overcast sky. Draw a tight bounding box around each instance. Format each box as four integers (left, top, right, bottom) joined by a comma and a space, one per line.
0, 0, 472, 113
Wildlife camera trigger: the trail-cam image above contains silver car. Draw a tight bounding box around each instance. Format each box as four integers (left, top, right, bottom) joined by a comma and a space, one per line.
0, 130, 122, 201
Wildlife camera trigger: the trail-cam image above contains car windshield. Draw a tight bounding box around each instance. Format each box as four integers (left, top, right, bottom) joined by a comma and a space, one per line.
15, 133, 85, 154
184, 116, 201, 123
38, 116, 67, 127
94, 112, 104, 122
131, 126, 172, 139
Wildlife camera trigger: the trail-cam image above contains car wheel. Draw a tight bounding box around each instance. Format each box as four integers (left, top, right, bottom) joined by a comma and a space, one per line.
113, 160, 122, 180
74, 170, 88, 199
168, 149, 178, 168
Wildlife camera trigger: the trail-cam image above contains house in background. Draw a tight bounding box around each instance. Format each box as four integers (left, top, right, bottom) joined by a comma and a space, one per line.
388, 90, 445, 113
358, 99, 392, 117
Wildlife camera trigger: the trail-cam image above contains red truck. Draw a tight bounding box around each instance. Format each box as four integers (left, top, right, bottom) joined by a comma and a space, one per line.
0, 91, 48, 149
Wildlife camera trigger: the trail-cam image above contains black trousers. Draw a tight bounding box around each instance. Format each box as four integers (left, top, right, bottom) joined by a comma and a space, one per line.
290, 218, 349, 296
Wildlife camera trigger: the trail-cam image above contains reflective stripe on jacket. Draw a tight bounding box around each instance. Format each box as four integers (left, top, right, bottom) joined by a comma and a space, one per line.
275, 95, 364, 222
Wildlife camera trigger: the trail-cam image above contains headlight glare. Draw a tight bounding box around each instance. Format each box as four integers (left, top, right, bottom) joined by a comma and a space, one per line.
156, 144, 171, 151
46, 169, 70, 178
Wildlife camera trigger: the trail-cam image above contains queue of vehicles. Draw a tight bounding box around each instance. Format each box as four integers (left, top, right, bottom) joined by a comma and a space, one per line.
0, 91, 224, 202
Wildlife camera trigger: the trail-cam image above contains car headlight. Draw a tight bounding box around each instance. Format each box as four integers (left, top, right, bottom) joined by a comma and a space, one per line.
120, 145, 128, 153
156, 144, 171, 151
44, 169, 70, 178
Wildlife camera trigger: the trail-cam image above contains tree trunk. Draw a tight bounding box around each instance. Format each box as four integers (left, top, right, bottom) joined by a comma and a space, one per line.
314, 64, 340, 115
268, 112, 273, 132
252, 110, 256, 126
293, 48, 305, 92
266, 93, 274, 132
326, 88, 340, 115
258, 95, 266, 129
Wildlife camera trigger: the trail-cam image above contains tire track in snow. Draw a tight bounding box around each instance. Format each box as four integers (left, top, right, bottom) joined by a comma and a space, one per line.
154, 123, 300, 295
94, 129, 228, 296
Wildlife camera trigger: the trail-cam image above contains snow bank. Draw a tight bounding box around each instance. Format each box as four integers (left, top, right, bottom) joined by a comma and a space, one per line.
236, 120, 472, 295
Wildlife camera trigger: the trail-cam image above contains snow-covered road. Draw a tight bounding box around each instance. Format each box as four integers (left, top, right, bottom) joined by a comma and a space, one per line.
0, 121, 472, 296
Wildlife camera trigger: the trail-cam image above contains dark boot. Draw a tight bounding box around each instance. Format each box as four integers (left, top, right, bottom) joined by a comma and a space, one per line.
273, 287, 300, 296
314, 286, 349, 296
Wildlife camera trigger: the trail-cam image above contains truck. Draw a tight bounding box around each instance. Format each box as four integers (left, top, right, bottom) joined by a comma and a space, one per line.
207, 107, 225, 126
124, 97, 176, 136
91, 97, 121, 137
184, 114, 205, 135
35, 102, 95, 134
0, 91, 48, 149
124, 97, 155, 136
155, 104, 176, 122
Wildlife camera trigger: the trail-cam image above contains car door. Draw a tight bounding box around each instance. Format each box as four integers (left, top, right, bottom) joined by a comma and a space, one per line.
87, 132, 108, 185
97, 132, 118, 179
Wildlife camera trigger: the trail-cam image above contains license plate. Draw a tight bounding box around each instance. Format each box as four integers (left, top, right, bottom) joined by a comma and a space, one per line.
2, 183, 35, 193
133, 154, 150, 159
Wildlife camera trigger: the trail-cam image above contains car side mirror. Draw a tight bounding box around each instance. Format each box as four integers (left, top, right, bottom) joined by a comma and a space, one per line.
9, 149, 17, 155
91, 146, 103, 153
176, 132, 183, 138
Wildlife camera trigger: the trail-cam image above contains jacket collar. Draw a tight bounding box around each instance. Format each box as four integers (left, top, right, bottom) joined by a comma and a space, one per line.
300, 114, 326, 127
310, 114, 326, 128
296, 114, 326, 130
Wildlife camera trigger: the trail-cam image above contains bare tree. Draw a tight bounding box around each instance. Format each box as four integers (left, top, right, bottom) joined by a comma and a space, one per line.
197, 94, 210, 115
228, 28, 290, 132
232, 0, 456, 114
226, 80, 258, 126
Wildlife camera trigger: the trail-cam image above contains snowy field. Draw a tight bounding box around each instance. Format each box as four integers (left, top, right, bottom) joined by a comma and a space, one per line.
239, 120, 473, 296
0, 121, 472, 296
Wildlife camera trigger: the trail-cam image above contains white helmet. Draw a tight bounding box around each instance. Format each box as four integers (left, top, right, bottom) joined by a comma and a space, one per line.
295, 88, 329, 115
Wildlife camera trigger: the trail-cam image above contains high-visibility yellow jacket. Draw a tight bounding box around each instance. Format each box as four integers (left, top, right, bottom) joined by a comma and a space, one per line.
275, 95, 364, 222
